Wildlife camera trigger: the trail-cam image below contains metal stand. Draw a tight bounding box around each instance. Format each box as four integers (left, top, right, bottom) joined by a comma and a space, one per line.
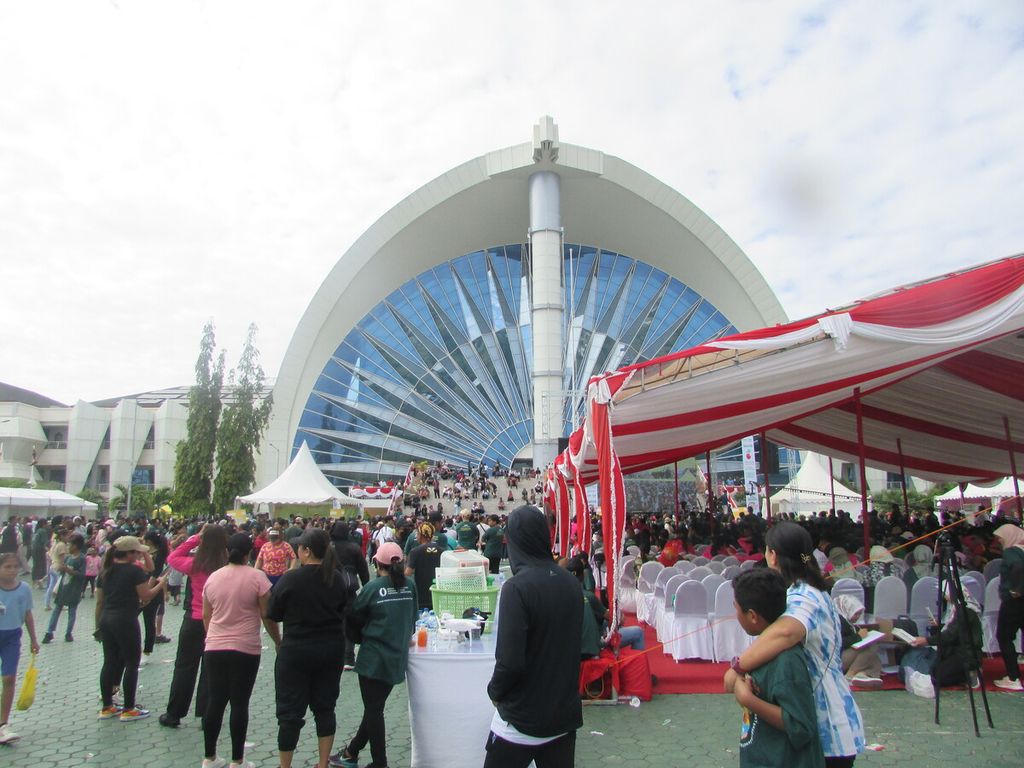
933, 533, 994, 735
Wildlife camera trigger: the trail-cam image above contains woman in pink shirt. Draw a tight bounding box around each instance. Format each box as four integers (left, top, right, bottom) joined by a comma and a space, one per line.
158, 525, 228, 729
199, 533, 281, 768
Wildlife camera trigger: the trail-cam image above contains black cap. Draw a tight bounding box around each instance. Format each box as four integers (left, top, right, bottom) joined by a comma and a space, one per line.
227, 533, 253, 557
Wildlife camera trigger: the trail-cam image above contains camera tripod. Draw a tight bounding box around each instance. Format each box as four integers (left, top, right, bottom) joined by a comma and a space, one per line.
933, 533, 993, 736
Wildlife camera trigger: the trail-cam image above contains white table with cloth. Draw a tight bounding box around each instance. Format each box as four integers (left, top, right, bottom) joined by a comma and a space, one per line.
406, 633, 498, 768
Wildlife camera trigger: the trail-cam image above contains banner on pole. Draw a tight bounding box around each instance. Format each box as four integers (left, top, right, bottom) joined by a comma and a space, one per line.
741, 435, 760, 516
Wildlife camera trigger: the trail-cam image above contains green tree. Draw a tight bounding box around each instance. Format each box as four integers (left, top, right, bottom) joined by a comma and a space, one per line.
174, 321, 225, 518
212, 323, 273, 514
76, 487, 106, 515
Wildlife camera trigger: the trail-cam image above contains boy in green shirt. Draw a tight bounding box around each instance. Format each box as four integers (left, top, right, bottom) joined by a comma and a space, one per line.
731, 569, 824, 768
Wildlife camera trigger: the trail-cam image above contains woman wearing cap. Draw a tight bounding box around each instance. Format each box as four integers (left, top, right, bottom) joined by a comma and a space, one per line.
332, 541, 417, 768
255, 527, 296, 586
199, 533, 280, 768
95, 535, 169, 722
158, 524, 229, 729
726, 521, 864, 767
266, 528, 350, 768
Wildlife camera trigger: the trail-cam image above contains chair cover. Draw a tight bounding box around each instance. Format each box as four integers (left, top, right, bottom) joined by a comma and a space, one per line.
721, 565, 741, 581
909, 576, 939, 633
706, 561, 726, 575
711, 581, 753, 662
871, 575, 907, 620
692, 557, 710, 566
701, 574, 726, 614
638, 561, 664, 591
657, 574, 690, 641
982, 576, 1002, 653
739, 559, 756, 571
645, 569, 676, 628
675, 560, 695, 574
722, 556, 740, 567
983, 558, 1002, 583
688, 566, 712, 581
712, 554, 728, 562
960, 572, 985, 610
668, 581, 715, 661
830, 578, 865, 610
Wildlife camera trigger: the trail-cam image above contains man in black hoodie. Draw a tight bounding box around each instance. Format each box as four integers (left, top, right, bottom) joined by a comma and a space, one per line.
330, 521, 370, 670
485, 505, 582, 767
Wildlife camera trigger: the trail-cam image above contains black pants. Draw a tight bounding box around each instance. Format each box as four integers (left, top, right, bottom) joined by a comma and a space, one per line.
483, 730, 576, 768
997, 595, 1024, 681
824, 757, 856, 768
99, 611, 141, 709
347, 675, 394, 768
141, 593, 163, 654
203, 650, 261, 762
275, 638, 345, 752
165, 614, 209, 719
487, 555, 500, 574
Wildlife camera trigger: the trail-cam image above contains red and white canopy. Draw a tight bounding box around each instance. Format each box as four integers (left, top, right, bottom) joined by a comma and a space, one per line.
562, 254, 1024, 618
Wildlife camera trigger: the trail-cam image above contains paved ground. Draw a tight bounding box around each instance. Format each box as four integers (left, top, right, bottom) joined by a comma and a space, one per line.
3, 580, 1023, 767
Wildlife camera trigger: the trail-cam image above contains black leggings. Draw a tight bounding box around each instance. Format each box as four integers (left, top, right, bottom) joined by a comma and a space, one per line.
141, 593, 164, 654
997, 595, 1024, 681
824, 757, 856, 768
203, 650, 261, 762
165, 614, 209, 719
99, 611, 141, 709
483, 730, 576, 768
346, 675, 394, 768
275, 638, 345, 752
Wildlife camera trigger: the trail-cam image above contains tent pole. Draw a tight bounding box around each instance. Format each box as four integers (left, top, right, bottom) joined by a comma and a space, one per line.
706, 452, 713, 514
829, 456, 836, 513
674, 461, 680, 524
760, 432, 771, 522
854, 388, 871, 555
1003, 416, 1023, 519
896, 438, 910, 520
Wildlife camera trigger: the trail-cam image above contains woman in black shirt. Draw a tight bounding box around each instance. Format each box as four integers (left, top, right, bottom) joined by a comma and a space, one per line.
95, 536, 167, 722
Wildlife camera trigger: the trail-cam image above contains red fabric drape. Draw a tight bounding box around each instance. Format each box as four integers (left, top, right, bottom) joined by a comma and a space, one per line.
555, 462, 571, 558
592, 386, 627, 626
572, 464, 591, 554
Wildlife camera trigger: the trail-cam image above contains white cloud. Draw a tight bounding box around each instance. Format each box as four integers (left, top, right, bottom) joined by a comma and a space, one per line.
1, 0, 1022, 403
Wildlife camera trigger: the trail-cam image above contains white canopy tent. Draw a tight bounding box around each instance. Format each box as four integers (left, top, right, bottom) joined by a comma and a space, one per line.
0, 487, 99, 521
239, 442, 363, 512
935, 476, 1023, 508
768, 454, 869, 520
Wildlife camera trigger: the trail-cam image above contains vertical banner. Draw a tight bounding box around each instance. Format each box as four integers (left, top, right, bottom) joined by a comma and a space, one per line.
741, 435, 760, 517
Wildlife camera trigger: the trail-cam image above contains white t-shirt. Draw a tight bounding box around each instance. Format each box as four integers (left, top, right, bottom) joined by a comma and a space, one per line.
490, 711, 564, 746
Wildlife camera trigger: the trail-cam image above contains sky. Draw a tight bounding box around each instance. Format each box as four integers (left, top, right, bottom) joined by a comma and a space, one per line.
1, 1, 1022, 405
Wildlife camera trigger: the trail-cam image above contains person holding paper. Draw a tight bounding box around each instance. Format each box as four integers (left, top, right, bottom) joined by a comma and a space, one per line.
833, 595, 883, 687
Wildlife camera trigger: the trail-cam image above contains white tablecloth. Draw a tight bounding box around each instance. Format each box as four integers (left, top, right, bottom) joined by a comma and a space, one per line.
406, 634, 497, 768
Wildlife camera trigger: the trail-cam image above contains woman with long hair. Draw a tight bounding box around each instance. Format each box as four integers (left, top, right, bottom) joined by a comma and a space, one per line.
200, 533, 279, 768
141, 529, 170, 660
158, 524, 229, 728
95, 536, 168, 721
726, 521, 864, 768
993, 523, 1024, 691
267, 528, 350, 768
331, 542, 417, 768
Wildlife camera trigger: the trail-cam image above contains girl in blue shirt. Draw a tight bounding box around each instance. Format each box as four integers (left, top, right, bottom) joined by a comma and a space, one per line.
0, 551, 41, 744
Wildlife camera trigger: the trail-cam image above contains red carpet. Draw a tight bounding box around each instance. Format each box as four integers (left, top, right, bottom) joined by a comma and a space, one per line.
621, 613, 1011, 695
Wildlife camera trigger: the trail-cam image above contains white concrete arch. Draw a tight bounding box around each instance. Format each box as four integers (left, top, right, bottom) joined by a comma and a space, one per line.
264, 121, 786, 481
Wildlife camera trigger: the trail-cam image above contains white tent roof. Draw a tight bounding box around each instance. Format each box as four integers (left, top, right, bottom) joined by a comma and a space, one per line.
935, 476, 1023, 502
769, 454, 868, 520
0, 487, 99, 519
239, 442, 359, 506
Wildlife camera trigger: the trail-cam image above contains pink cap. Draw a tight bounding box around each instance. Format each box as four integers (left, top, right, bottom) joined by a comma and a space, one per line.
373, 541, 404, 565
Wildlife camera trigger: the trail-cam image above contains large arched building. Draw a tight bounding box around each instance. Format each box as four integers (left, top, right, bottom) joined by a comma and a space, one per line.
264, 118, 786, 487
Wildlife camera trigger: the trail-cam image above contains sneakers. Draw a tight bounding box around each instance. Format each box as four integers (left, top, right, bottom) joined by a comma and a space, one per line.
98, 705, 123, 719
328, 750, 359, 768
228, 762, 255, 768
201, 759, 227, 768
158, 713, 181, 728
994, 676, 1024, 691
139, 654, 150, 667
343, 663, 355, 671
0, 723, 21, 744
65, 633, 74, 642
850, 673, 883, 688
119, 707, 151, 722
42, 633, 53, 644
155, 634, 172, 644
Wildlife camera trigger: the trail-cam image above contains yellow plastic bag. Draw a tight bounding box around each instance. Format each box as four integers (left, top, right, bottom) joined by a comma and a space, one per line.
15, 653, 37, 711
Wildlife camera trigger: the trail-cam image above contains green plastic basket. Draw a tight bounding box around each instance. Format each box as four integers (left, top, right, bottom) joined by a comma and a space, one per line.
429, 584, 500, 632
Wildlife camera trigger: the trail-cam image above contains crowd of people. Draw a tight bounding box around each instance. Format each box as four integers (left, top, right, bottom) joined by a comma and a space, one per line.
0, 488, 1022, 767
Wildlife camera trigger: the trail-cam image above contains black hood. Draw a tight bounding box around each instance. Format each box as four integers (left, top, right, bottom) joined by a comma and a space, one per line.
330, 521, 350, 541
505, 505, 551, 574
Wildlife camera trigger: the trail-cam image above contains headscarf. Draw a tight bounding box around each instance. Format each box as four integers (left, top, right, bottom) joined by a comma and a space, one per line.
868, 545, 894, 564
911, 544, 936, 578
941, 578, 981, 627
833, 594, 866, 624
994, 523, 1024, 550
828, 547, 853, 576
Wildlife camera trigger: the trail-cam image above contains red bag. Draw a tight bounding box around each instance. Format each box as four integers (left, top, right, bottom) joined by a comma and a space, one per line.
616, 647, 653, 701
579, 649, 618, 699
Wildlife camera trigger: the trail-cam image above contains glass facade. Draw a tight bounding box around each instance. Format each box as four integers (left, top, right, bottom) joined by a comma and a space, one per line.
296, 244, 737, 485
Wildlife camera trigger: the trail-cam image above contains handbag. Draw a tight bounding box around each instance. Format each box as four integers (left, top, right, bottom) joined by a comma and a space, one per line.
16, 653, 37, 710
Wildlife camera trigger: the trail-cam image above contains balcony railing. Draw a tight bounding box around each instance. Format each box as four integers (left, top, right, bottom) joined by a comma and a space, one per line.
44, 441, 67, 450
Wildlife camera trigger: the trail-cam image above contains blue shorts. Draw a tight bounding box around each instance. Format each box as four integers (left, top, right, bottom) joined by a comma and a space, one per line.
0, 627, 22, 676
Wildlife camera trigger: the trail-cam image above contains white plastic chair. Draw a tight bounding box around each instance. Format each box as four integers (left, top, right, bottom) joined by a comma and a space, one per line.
688, 566, 712, 582
711, 580, 753, 662
721, 565, 741, 581
705, 560, 725, 575
701, 573, 726, 613
668, 580, 715, 661
871, 574, 907, 620
909, 576, 939, 635
831, 578, 865, 609
657, 574, 690, 642
983, 558, 1002, 583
